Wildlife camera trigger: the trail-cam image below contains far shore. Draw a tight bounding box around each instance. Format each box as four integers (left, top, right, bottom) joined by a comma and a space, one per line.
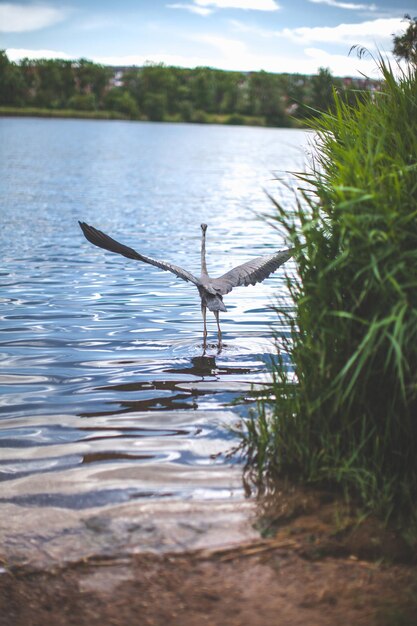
0, 106, 304, 129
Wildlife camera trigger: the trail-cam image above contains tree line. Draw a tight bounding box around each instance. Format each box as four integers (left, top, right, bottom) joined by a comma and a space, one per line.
1, 16, 416, 127
0, 49, 380, 127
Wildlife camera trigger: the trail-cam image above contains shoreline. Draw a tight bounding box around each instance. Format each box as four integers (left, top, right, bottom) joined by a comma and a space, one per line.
0, 106, 304, 129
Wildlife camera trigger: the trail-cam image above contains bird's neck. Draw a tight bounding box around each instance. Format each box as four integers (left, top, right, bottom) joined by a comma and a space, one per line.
201, 231, 208, 277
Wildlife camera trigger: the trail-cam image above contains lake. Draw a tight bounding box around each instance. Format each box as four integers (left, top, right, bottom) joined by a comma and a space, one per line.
0, 118, 311, 512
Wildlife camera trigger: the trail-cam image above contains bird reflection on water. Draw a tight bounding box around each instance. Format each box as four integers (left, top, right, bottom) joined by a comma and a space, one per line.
167, 355, 251, 377
79, 355, 255, 418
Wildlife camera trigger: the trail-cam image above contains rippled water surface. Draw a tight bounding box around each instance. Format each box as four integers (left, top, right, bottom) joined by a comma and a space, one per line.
0, 118, 311, 509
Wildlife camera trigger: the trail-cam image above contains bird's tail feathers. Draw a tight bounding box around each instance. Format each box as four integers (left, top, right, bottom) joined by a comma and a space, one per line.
205, 293, 227, 313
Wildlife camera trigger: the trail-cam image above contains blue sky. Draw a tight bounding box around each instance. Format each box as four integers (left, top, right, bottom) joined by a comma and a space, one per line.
0, 0, 414, 76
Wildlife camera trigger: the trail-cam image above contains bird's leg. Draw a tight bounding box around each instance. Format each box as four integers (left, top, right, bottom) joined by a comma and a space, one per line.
202, 304, 207, 352
214, 311, 222, 353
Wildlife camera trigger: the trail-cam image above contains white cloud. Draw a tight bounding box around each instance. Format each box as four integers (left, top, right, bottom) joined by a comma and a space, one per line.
309, 0, 377, 10
6, 45, 393, 77
96, 53, 216, 67
0, 2, 67, 33
168, 0, 280, 13
167, 3, 213, 16
279, 17, 404, 47
194, 33, 248, 56
303, 47, 383, 75
6, 48, 73, 61
195, 0, 280, 9
229, 19, 275, 37
230, 14, 399, 47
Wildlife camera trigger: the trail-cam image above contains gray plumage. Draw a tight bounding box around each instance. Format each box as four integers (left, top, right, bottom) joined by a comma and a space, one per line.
79, 221, 292, 351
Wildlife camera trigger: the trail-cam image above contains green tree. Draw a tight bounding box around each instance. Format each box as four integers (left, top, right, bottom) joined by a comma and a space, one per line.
68, 93, 96, 111
246, 70, 288, 125
217, 72, 242, 113
34, 59, 68, 107
191, 68, 216, 112
0, 50, 25, 105
178, 100, 194, 122
283, 73, 309, 119
104, 88, 139, 118
74, 59, 110, 102
310, 67, 340, 113
393, 14, 417, 66
137, 63, 179, 114
143, 92, 166, 121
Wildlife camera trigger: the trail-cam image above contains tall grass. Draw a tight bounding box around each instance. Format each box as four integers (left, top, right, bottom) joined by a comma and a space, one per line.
243, 59, 417, 523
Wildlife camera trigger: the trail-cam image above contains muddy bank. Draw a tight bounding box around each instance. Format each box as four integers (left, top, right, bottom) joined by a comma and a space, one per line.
2, 541, 416, 626
1, 489, 416, 626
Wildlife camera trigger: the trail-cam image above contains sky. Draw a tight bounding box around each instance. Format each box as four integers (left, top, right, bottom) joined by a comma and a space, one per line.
0, 0, 415, 77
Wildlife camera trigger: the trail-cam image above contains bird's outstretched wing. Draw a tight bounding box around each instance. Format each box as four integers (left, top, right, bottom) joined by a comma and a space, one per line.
79, 222, 200, 286
211, 248, 293, 295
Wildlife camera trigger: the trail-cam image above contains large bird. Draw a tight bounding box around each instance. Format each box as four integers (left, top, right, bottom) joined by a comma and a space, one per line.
79, 221, 292, 351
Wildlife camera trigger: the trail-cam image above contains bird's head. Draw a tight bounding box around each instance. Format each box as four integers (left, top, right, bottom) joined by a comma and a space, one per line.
201, 223, 208, 233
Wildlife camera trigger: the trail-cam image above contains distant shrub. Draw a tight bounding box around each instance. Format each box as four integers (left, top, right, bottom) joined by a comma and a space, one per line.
68, 93, 96, 111
143, 92, 166, 121
104, 88, 139, 118
191, 109, 209, 124
226, 113, 245, 125
178, 100, 194, 122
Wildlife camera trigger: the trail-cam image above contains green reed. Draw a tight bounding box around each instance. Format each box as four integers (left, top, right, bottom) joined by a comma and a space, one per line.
242, 59, 417, 524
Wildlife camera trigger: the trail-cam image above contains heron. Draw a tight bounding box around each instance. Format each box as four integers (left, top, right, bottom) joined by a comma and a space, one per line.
79, 221, 292, 352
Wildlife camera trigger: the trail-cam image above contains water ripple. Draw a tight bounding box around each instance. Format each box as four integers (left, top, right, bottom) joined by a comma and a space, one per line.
0, 118, 310, 510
